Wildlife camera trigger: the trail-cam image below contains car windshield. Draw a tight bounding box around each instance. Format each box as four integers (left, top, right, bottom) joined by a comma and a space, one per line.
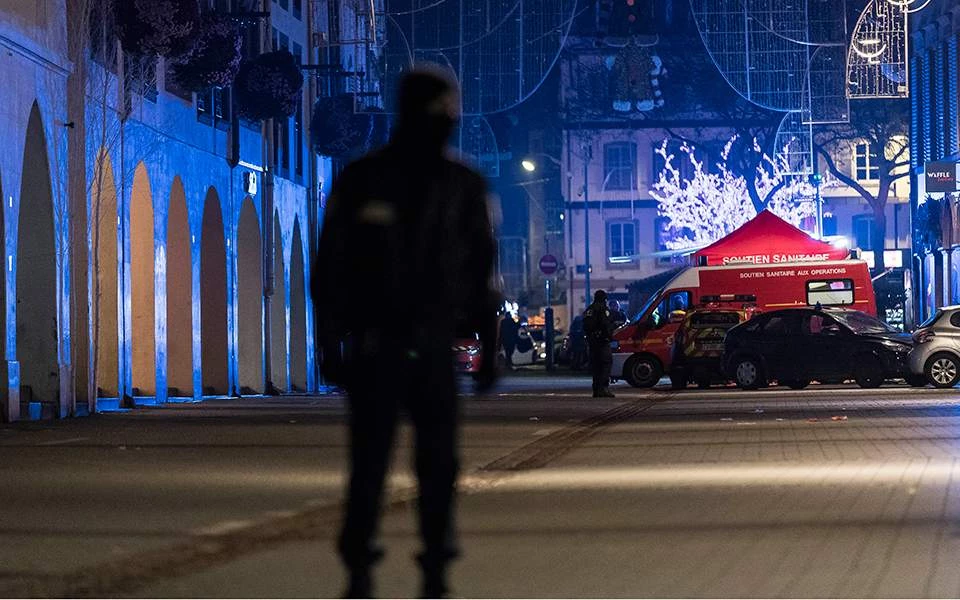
832, 311, 897, 334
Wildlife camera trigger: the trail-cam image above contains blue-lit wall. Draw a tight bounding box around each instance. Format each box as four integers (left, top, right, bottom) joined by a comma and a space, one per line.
0, 2, 319, 421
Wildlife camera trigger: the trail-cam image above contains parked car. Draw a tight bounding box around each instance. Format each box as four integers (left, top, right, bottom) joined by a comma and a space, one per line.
453, 334, 483, 375
722, 307, 917, 390
670, 308, 753, 389
909, 305, 960, 388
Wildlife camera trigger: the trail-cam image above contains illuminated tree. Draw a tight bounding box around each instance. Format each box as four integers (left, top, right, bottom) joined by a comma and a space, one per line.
650, 136, 818, 250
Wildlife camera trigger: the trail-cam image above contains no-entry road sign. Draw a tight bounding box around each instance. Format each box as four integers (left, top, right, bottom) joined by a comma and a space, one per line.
539, 254, 559, 275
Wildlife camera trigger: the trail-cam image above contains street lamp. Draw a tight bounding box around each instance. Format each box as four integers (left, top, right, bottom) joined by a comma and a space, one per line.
521, 159, 537, 172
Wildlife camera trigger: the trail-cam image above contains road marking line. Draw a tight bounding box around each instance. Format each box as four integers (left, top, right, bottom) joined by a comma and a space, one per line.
462, 460, 960, 491
36, 437, 90, 446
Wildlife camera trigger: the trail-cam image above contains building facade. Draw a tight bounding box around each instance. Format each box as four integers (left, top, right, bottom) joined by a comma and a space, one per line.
560, 0, 912, 325
0, 0, 348, 421
911, 0, 960, 322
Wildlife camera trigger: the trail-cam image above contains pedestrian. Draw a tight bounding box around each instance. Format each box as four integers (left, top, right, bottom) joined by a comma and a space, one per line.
583, 290, 615, 398
499, 312, 519, 369
311, 66, 499, 599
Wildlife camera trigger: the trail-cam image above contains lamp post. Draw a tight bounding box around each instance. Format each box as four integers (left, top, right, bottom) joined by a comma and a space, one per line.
520, 152, 566, 371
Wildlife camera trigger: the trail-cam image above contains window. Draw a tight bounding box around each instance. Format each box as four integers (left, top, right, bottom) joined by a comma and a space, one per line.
806, 279, 855, 306
649, 291, 692, 328
608, 221, 637, 262
603, 142, 637, 191
801, 313, 842, 336
762, 315, 793, 335
852, 142, 879, 181
949, 311, 960, 328
293, 0, 302, 19
852, 214, 875, 249
822, 212, 837, 237
165, 60, 193, 102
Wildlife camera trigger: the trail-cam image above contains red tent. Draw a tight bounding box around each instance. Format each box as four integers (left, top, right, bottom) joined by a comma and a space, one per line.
692, 210, 849, 267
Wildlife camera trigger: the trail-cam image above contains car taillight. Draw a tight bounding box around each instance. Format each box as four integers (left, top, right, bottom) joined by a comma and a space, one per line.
914, 329, 936, 344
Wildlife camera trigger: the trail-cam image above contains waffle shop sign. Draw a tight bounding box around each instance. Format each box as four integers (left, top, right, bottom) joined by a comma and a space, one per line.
720, 253, 833, 265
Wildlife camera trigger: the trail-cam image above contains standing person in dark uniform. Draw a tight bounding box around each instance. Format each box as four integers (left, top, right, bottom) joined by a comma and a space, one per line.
583, 290, 615, 398
312, 67, 499, 599
499, 312, 519, 369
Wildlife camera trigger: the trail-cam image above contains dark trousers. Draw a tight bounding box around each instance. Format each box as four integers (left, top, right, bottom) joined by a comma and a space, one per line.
338, 348, 460, 574
590, 342, 613, 393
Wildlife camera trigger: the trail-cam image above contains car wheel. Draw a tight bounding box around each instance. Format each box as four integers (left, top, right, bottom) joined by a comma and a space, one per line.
624, 355, 662, 388
697, 379, 711, 389
854, 358, 884, 389
925, 353, 960, 389
733, 357, 764, 390
785, 379, 810, 390
905, 374, 927, 388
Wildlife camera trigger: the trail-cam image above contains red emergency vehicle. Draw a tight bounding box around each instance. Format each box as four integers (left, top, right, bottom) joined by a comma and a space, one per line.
613, 211, 877, 387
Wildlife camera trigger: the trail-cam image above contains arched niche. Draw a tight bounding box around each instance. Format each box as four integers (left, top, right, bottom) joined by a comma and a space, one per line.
237, 197, 263, 394
289, 219, 307, 392
16, 103, 58, 405
131, 162, 156, 396
92, 149, 119, 397
200, 188, 228, 395
166, 177, 193, 397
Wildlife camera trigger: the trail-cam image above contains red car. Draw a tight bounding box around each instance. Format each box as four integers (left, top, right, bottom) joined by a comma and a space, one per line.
453, 334, 482, 374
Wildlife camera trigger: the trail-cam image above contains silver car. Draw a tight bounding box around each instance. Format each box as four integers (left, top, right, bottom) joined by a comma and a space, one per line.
909, 306, 960, 387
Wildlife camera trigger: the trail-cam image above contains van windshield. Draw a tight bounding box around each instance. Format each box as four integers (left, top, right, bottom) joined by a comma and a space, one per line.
632, 287, 666, 323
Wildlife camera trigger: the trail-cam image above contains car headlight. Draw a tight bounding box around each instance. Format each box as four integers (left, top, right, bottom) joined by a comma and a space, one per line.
881, 340, 911, 352
467, 346, 480, 355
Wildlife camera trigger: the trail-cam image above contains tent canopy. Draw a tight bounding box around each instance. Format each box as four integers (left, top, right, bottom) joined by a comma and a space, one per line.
692, 211, 849, 267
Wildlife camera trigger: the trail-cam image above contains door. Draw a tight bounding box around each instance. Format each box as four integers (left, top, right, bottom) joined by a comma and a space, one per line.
755, 312, 800, 379
643, 290, 692, 366
797, 311, 853, 381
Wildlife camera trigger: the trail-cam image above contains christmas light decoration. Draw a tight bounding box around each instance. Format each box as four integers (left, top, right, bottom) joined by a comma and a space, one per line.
650, 137, 818, 250
846, 0, 909, 98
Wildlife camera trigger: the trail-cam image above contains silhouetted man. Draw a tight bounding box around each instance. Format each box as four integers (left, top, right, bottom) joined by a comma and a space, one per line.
312, 67, 498, 598
583, 290, 615, 398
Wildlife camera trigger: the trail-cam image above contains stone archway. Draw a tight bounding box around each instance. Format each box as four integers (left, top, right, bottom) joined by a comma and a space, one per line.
17, 103, 58, 405
131, 163, 155, 396
270, 216, 286, 392
237, 198, 263, 394
201, 189, 228, 395
166, 178, 192, 397
289, 220, 307, 392
92, 150, 119, 397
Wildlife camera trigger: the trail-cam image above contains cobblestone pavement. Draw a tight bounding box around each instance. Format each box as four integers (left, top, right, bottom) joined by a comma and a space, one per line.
3, 377, 960, 597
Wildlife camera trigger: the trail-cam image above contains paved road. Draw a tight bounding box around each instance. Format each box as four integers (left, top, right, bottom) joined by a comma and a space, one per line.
3, 375, 960, 597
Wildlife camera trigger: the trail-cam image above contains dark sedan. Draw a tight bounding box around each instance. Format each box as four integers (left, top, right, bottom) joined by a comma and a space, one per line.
722, 308, 919, 390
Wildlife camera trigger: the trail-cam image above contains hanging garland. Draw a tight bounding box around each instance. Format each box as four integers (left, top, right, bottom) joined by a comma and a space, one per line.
234, 51, 305, 121
310, 95, 383, 160
169, 14, 243, 91
116, 0, 200, 57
